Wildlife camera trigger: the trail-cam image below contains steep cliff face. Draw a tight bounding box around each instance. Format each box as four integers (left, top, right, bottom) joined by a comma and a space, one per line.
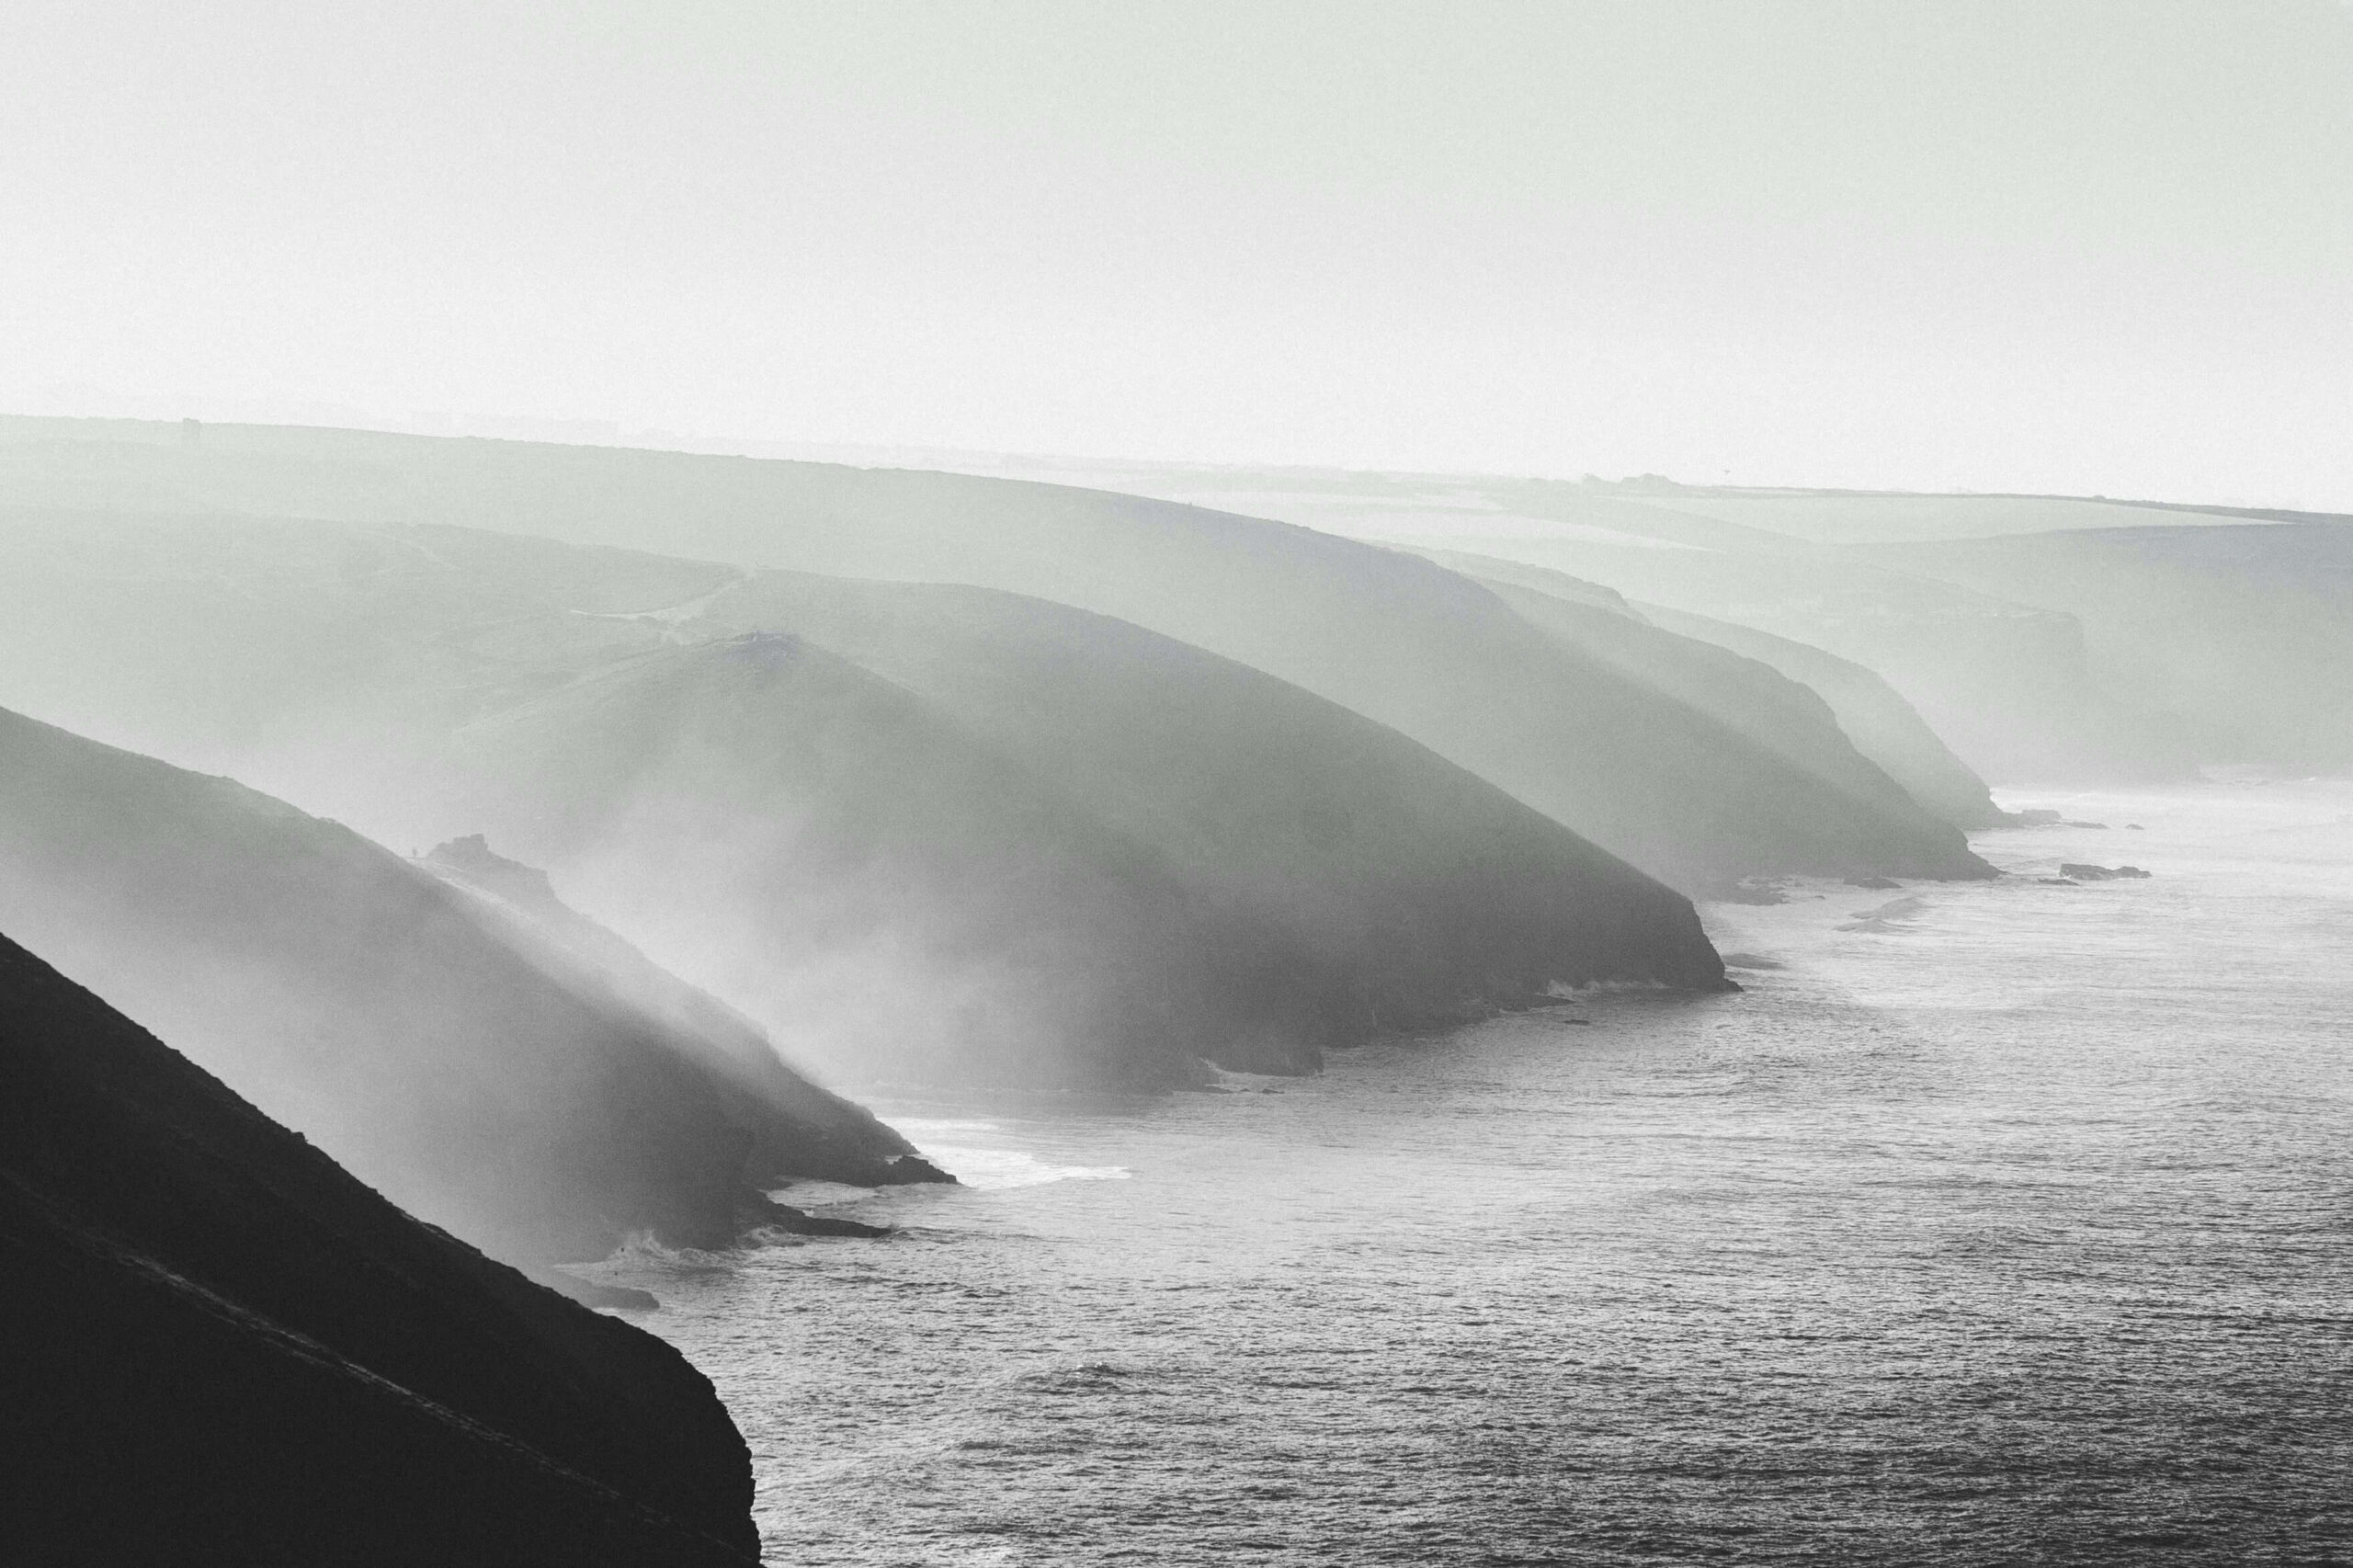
0, 704, 935, 1265
0, 928, 759, 1564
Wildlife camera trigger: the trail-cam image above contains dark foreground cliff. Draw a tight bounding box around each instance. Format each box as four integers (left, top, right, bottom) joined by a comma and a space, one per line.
0, 928, 760, 1564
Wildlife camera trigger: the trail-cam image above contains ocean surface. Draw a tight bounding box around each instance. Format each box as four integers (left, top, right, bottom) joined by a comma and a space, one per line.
597, 782, 2353, 1565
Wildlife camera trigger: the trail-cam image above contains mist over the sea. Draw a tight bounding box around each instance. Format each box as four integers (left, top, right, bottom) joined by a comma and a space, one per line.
6, 5, 2350, 1563
608, 783, 2353, 1563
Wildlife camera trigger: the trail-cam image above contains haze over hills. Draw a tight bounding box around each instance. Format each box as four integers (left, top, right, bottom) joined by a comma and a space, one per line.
1858, 525, 2353, 776
0, 703, 936, 1267
980, 455, 2344, 785
677, 572, 1733, 1040
417, 832, 947, 1180
1404, 547, 2005, 833
1626, 602, 2006, 834
0, 504, 1732, 1088
0, 926, 761, 1563
10, 3, 2350, 1559
431, 628, 1360, 1086
0, 418, 1993, 892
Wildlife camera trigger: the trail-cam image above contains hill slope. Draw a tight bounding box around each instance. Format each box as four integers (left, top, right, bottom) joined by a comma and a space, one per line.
1630, 603, 2006, 830
0, 422, 1991, 889
0, 509, 1732, 1087
0, 703, 934, 1265
686, 572, 1731, 1023
950, 459, 2225, 786
428, 627, 1728, 1085
1861, 523, 2353, 773
1406, 548, 2003, 831
0, 926, 759, 1563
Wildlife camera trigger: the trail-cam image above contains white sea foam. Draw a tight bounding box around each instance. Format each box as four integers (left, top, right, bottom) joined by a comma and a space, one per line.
922, 1144, 1132, 1191
766, 1180, 879, 1209
883, 1117, 1135, 1188
644, 779, 2353, 1565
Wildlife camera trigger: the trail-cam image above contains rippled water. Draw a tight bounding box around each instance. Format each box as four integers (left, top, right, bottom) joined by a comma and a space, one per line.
599, 782, 2353, 1565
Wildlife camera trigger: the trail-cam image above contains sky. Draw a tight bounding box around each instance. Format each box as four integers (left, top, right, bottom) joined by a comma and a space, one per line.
5, 1, 2350, 505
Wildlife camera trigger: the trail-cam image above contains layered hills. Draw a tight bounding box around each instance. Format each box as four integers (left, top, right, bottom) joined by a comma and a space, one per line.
427, 629, 1367, 1085
429, 576, 1731, 1083
938, 460, 2308, 786
0, 703, 938, 1266
0, 507, 1732, 1085
1407, 548, 2004, 831
0, 926, 760, 1562
0, 420, 1994, 890
1631, 603, 2005, 831
1859, 522, 2353, 774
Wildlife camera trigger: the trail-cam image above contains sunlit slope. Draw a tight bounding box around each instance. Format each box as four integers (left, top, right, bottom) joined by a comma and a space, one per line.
0, 928, 761, 1565
1860, 523, 2353, 773
0, 705, 929, 1266
0, 422, 1995, 889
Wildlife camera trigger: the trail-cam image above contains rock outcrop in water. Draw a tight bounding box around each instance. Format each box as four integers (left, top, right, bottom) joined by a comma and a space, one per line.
0, 927, 759, 1563
2057, 862, 2152, 881
0, 703, 940, 1265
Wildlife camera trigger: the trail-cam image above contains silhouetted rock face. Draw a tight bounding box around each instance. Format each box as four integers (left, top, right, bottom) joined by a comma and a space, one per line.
0, 929, 758, 1564
0, 703, 926, 1264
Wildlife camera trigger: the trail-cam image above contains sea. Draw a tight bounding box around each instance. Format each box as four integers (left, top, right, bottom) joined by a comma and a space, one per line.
592, 781, 2353, 1566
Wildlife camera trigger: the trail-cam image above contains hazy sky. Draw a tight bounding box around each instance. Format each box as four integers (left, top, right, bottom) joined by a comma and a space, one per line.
6, 1, 2350, 504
